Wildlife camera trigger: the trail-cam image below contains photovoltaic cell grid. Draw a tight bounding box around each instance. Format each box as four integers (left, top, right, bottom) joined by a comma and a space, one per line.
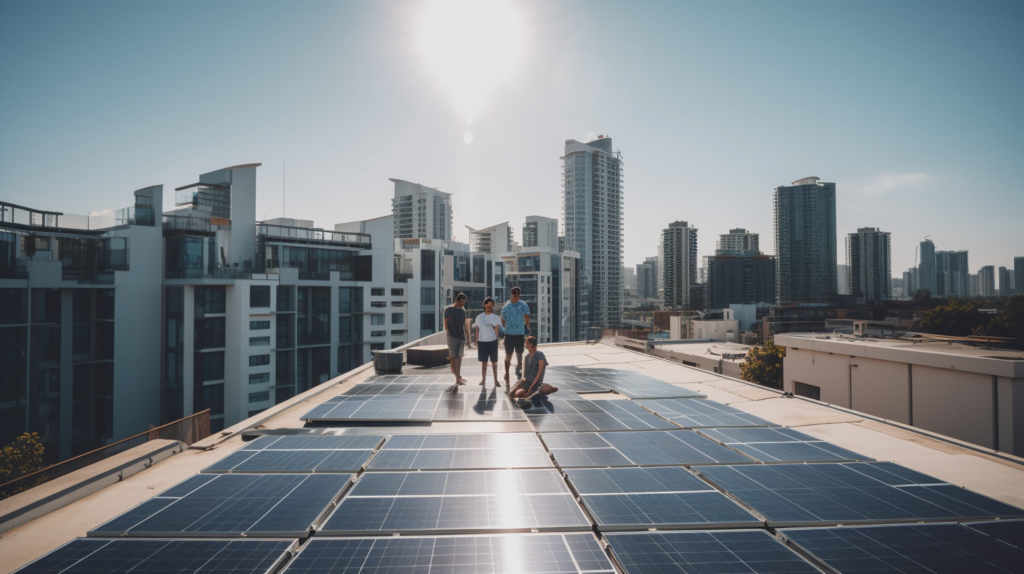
525, 399, 679, 432
203, 435, 385, 474
697, 462, 1024, 527
604, 530, 820, 574
967, 519, 1024, 550
637, 398, 778, 428
564, 467, 761, 530
320, 469, 591, 534
12, 539, 294, 574
543, 366, 706, 399
343, 382, 453, 395
432, 387, 527, 421
363, 374, 452, 385
697, 427, 872, 463
782, 523, 1024, 574
541, 430, 753, 468
300, 394, 440, 423
367, 433, 552, 471
281, 534, 616, 574
89, 474, 350, 537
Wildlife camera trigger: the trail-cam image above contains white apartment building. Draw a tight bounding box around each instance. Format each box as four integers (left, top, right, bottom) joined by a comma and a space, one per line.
717, 228, 759, 254
466, 222, 513, 256
662, 221, 698, 310
390, 178, 453, 241
503, 246, 580, 343
523, 215, 559, 250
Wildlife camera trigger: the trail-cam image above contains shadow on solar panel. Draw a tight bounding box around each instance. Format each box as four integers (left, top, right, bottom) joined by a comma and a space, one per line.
279, 534, 616, 574
13, 539, 297, 574
604, 530, 820, 574
697, 427, 872, 464
432, 387, 527, 421
202, 435, 385, 474
697, 462, 1024, 527
367, 433, 552, 471
781, 523, 1024, 574
88, 473, 351, 538
637, 398, 777, 428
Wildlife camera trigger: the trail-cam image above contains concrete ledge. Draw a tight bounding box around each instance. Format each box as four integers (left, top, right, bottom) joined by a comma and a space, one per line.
0, 439, 184, 535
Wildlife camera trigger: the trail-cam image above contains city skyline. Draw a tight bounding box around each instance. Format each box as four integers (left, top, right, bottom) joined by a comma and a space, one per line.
1, 0, 1022, 274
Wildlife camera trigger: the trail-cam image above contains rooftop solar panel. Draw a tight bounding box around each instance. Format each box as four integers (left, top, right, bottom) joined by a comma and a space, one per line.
541, 366, 705, 399
526, 399, 679, 432
89, 474, 350, 537
203, 449, 374, 473
343, 382, 453, 395
384, 433, 542, 449
698, 427, 871, 463
280, 534, 615, 574
697, 462, 1024, 527
637, 398, 777, 428
604, 530, 820, 574
782, 523, 1024, 574
363, 374, 451, 384
542, 430, 753, 468
432, 388, 527, 421
13, 539, 295, 574
367, 433, 552, 471
966, 519, 1024, 550
300, 394, 439, 423
564, 467, 761, 530
319, 469, 591, 534
241, 435, 385, 450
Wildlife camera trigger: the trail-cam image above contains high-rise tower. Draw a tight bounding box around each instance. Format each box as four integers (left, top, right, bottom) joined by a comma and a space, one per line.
847, 227, 892, 304
773, 177, 838, 304
662, 221, 698, 310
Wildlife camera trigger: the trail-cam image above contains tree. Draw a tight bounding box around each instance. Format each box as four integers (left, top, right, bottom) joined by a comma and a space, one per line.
0, 432, 45, 486
741, 340, 786, 390
912, 289, 932, 304
981, 294, 1024, 342
917, 298, 986, 337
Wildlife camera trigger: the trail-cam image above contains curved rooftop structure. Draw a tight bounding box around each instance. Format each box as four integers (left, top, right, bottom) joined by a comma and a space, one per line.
791, 176, 821, 185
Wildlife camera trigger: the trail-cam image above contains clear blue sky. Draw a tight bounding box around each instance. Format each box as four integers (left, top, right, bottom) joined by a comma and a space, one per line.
2, 0, 1021, 277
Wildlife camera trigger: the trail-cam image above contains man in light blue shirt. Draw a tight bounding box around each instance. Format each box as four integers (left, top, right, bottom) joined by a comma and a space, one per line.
500, 286, 531, 385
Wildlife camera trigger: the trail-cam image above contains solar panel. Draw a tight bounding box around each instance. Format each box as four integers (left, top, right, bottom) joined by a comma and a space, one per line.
604, 530, 820, 574
367, 433, 552, 471
542, 430, 753, 468
782, 523, 1024, 574
301, 394, 440, 423
541, 366, 705, 399
319, 469, 591, 534
280, 534, 615, 574
432, 388, 527, 421
343, 382, 453, 395
697, 462, 1024, 527
202, 435, 383, 473
967, 519, 1024, 550
698, 427, 871, 463
636, 398, 777, 428
526, 399, 679, 432
89, 474, 350, 537
241, 435, 385, 450
363, 374, 452, 384
564, 467, 761, 530
13, 539, 295, 574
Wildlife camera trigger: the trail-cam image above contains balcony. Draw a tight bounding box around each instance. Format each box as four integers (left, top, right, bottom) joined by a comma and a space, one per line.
258, 223, 371, 249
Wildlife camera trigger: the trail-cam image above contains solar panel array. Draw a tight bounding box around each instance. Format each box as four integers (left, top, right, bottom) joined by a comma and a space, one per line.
23, 366, 1024, 574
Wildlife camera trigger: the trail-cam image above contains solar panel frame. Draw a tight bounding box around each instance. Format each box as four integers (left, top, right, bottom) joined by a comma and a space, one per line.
781, 523, 1024, 574
88, 473, 352, 538
12, 539, 298, 574
637, 398, 778, 428
279, 533, 616, 574
603, 530, 821, 574
965, 519, 1024, 550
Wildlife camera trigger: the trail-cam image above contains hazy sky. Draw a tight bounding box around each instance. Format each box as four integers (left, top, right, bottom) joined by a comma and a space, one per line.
2, 0, 1022, 276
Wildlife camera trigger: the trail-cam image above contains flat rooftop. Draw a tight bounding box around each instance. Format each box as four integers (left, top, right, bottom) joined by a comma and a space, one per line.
3, 341, 1024, 573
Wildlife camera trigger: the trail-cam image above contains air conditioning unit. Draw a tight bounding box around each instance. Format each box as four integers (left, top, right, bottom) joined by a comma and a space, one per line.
373, 350, 404, 375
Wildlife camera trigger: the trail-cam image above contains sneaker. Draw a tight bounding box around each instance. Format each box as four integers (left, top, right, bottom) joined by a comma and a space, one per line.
516, 398, 533, 409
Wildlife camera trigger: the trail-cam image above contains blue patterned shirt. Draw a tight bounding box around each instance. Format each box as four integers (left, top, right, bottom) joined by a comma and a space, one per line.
501, 300, 530, 335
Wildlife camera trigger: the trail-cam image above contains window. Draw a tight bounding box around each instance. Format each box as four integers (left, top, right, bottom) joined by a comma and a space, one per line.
391, 288, 404, 296
421, 250, 435, 280
391, 330, 406, 335
197, 352, 225, 382
339, 287, 362, 314
391, 301, 405, 307
392, 313, 404, 324
249, 336, 271, 346
370, 343, 385, 351
194, 286, 225, 315
371, 315, 385, 325
249, 391, 270, 403
249, 354, 270, 366
277, 286, 293, 311
421, 313, 435, 330
195, 318, 226, 349
249, 372, 270, 384
371, 301, 387, 308
371, 330, 386, 337
248, 409, 266, 417
391, 341, 404, 349
794, 382, 821, 401
250, 285, 271, 307
250, 320, 271, 330
421, 287, 435, 305
371, 288, 385, 296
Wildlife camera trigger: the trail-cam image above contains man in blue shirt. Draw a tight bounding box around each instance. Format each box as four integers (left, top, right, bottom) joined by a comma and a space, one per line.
500, 286, 531, 386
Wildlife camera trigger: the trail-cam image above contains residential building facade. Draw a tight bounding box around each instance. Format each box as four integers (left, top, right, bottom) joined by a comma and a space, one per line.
980, 265, 996, 296
935, 250, 969, 297
662, 221, 698, 310
390, 178, 453, 241
522, 215, 558, 250
846, 227, 891, 304
918, 239, 936, 296
773, 177, 838, 304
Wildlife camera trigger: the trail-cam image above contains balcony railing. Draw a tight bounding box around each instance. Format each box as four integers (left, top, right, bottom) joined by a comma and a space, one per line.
258, 224, 370, 249
163, 215, 213, 234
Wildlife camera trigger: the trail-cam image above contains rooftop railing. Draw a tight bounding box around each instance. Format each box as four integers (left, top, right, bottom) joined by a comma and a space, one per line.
258, 223, 371, 248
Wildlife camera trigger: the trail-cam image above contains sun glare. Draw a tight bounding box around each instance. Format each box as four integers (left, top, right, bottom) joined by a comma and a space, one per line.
418, 0, 523, 119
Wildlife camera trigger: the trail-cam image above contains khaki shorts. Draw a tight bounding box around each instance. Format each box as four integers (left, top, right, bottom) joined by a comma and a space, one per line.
447, 335, 465, 359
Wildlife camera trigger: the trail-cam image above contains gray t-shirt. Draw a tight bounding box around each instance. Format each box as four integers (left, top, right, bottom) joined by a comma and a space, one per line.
444, 305, 466, 340
524, 351, 547, 387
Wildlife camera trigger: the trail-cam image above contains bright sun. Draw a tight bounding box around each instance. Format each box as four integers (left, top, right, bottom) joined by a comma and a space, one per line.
418, 0, 523, 121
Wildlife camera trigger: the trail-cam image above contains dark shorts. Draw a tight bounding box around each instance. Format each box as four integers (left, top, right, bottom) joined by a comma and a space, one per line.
477, 340, 498, 363
504, 334, 525, 355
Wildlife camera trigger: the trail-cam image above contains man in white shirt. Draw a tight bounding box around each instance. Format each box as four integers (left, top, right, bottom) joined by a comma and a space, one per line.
473, 297, 503, 387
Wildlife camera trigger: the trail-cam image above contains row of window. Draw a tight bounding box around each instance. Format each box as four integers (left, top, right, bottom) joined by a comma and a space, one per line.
370, 288, 405, 296
369, 314, 404, 325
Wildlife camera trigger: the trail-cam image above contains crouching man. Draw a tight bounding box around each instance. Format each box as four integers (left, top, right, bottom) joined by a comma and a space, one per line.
510, 336, 559, 406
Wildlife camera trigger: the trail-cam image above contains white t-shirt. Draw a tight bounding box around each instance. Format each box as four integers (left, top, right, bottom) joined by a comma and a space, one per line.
474, 313, 503, 342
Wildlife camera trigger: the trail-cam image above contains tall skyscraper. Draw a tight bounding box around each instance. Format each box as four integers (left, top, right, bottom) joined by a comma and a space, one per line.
837, 264, 851, 295
636, 256, 659, 300
918, 239, 936, 295
847, 227, 892, 304
935, 250, 969, 297
662, 221, 698, 310
1016, 257, 1024, 294
773, 177, 838, 304
561, 136, 623, 328
717, 228, 759, 253
390, 178, 453, 241
522, 215, 559, 250
998, 266, 1011, 296
903, 268, 918, 297
622, 266, 637, 290
979, 266, 996, 296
